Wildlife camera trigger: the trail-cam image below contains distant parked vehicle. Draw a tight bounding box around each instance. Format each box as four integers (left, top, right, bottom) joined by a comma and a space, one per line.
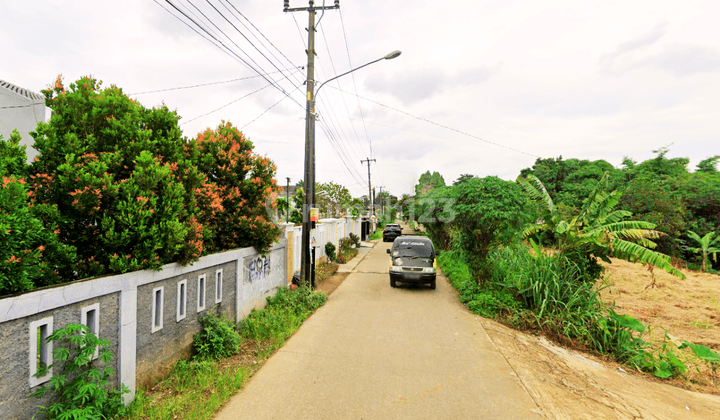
382, 223, 402, 242
386, 236, 437, 289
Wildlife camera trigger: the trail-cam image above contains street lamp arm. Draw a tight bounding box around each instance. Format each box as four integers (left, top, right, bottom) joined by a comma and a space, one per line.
315, 50, 401, 97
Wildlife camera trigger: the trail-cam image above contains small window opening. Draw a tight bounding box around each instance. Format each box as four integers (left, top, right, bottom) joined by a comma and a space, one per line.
197, 275, 206, 312
215, 269, 223, 303
29, 317, 53, 387
81, 303, 100, 359
151, 287, 164, 333
177, 280, 187, 322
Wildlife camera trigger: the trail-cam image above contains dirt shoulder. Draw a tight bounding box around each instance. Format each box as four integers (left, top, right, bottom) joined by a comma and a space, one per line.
480, 317, 720, 420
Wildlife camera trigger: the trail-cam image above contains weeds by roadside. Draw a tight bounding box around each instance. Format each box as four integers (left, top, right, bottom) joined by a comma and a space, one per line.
315, 261, 339, 285
437, 245, 720, 388
124, 285, 327, 420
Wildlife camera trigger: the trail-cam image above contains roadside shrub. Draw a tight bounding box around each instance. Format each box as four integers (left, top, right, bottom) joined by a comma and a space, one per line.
187, 121, 281, 255
325, 242, 336, 261
339, 237, 354, 252
193, 311, 241, 360
32, 323, 128, 419
417, 177, 531, 279
29, 76, 202, 278
239, 286, 326, 342
348, 232, 360, 247
1, 132, 76, 295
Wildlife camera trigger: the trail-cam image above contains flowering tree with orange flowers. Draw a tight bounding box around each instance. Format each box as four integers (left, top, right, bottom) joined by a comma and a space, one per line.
0, 131, 76, 295
28, 76, 203, 278
187, 121, 281, 254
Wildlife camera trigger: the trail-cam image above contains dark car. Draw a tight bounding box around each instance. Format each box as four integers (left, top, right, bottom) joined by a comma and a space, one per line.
386, 236, 437, 289
382, 223, 403, 242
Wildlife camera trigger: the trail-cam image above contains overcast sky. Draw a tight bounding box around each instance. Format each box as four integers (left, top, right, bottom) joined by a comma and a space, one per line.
2, 0, 718, 198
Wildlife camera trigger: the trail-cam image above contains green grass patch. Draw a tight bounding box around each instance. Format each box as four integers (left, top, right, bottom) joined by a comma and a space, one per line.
369, 231, 382, 241
125, 285, 327, 420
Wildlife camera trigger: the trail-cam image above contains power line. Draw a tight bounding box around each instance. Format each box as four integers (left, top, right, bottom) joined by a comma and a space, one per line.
318, 23, 367, 161
328, 85, 541, 158
339, 9, 372, 158
240, 81, 305, 130
203, 0, 304, 97
128, 68, 300, 95
156, 0, 303, 109
180, 83, 272, 126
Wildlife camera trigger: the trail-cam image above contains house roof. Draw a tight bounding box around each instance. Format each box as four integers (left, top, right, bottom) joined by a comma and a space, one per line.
0, 79, 44, 101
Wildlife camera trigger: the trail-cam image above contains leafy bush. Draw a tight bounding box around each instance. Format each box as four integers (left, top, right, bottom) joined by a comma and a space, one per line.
1, 132, 76, 295
348, 233, 360, 247
187, 121, 281, 255
193, 311, 241, 360
325, 242, 336, 262
418, 177, 531, 278
339, 237, 354, 252
29, 76, 202, 278
32, 323, 128, 419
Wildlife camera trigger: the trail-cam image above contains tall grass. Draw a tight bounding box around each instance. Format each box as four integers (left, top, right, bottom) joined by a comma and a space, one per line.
438, 243, 718, 379
239, 285, 327, 344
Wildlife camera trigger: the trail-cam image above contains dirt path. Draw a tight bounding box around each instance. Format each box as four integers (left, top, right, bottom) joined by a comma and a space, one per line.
482, 319, 720, 419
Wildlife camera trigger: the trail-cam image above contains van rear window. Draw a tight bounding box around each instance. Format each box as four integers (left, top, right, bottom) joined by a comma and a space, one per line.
393, 241, 433, 257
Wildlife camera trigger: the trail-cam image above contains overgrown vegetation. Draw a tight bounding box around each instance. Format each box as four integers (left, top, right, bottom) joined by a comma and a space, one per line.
0, 75, 280, 294
32, 323, 128, 420
438, 247, 720, 380
193, 311, 241, 360
126, 285, 327, 420
415, 163, 720, 383
336, 237, 358, 263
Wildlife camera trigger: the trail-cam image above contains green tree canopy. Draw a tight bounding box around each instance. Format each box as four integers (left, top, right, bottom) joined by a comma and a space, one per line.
415, 170, 446, 195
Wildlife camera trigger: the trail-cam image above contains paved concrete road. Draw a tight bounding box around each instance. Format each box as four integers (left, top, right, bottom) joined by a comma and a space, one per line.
215, 239, 544, 420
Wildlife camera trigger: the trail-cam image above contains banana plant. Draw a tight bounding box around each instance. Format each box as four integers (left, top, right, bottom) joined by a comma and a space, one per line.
517, 173, 685, 279
686, 231, 720, 272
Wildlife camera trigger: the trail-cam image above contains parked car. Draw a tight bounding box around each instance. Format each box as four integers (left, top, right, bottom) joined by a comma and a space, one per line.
386, 236, 436, 289
382, 223, 403, 242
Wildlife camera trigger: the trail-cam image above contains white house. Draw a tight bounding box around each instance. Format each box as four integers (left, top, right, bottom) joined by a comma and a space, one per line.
0, 79, 47, 162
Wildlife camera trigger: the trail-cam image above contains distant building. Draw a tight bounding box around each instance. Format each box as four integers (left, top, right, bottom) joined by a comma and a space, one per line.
0, 79, 47, 162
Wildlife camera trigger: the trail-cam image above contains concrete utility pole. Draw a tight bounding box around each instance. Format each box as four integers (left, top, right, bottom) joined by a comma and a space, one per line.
284, 0, 340, 287
377, 185, 385, 216
286, 177, 290, 223
361, 158, 376, 216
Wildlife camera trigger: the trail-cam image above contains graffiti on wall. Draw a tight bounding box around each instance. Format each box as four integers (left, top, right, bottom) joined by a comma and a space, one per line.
245, 255, 271, 284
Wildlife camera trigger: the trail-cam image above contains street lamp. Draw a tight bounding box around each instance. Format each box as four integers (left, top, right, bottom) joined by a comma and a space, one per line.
300, 50, 401, 287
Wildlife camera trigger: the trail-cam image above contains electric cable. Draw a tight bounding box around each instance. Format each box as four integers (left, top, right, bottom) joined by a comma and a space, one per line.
339, 9, 372, 158
327, 85, 541, 158
240, 82, 305, 130
157, 0, 303, 109
180, 83, 271, 126
129, 68, 300, 95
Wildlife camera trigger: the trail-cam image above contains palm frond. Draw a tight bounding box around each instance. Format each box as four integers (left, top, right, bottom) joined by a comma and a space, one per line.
611, 238, 685, 279
590, 221, 658, 234
523, 223, 548, 238
517, 175, 556, 214
601, 210, 632, 225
